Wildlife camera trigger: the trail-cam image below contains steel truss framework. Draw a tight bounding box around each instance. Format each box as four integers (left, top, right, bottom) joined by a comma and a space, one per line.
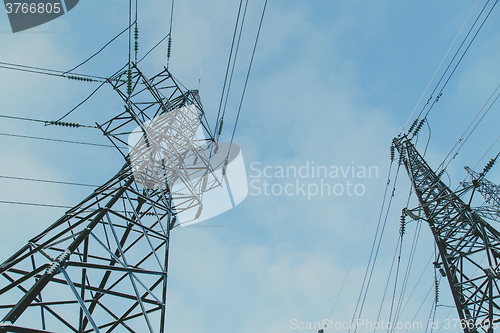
394, 135, 500, 333
462, 167, 500, 223
0, 64, 211, 332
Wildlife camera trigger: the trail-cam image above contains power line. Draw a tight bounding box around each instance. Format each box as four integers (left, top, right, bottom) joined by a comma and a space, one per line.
403, 0, 497, 138
137, 33, 170, 64
0, 114, 47, 124
55, 80, 107, 123
0, 132, 116, 148
471, 134, 500, 172
350, 161, 403, 333
228, 0, 268, 149
400, 0, 480, 133
395, 251, 434, 324
0, 61, 107, 82
421, 0, 499, 121
55, 62, 130, 123
64, 21, 136, 75
0, 175, 98, 187
437, 84, 500, 173
166, 0, 175, 68
134, 0, 138, 63
0, 114, 96, 128
197, 0, 214, 89
322, 156, 392, 327
214, 0, 245, 139
217, 0, 249, 141
0, 200, 73, 209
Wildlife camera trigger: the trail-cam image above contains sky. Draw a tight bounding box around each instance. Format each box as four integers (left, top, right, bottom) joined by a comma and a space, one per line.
1, 0, 500, 332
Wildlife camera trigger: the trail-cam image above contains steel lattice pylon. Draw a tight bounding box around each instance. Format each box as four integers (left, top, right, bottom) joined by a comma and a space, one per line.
394, 134, 500, 333
0, 64, 214, 332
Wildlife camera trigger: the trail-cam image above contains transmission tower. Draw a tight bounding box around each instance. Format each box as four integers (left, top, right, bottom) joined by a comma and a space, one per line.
0, 64, 215, 332
394, 134, 500, 333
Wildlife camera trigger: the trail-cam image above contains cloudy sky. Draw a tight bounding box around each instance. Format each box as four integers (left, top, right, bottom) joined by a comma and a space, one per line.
1, 0, 500, 332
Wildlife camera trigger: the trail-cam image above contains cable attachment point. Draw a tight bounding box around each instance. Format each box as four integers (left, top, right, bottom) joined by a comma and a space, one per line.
435, 92, 443, 103
403, 207, 421, 221
433, 261, 446, 277
45, 249, 71, 276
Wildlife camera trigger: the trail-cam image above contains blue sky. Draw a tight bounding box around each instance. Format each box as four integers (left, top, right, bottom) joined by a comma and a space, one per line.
1, 1, 500, 332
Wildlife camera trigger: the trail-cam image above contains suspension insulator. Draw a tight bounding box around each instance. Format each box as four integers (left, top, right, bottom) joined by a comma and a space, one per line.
439, 268, 446, 277
404, 208, 420, 221
167, 36, 172, 59
127, 69, 132, 96
413, 119, 425, 136
134, 25, 139, 52
400, 211, 406, 237
66, 75, 94, 82
218, 119, 224, 136
408, 118, 419, 134
409, 211, 419, 220
222, 159, 229, 176
482, 158, 496, 176
141, 212, 157, 216
201, 173, 208, 192
47, 120, 81, 128
390, 144, 395, 162
437, 169, 445, 179
194, 204, 203, 219
434, 277, 439, 304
